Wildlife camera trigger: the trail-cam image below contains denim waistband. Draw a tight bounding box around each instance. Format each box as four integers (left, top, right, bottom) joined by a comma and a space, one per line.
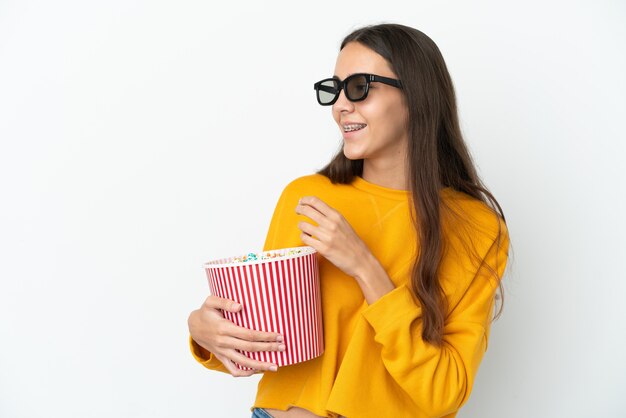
251, 408, 275, 418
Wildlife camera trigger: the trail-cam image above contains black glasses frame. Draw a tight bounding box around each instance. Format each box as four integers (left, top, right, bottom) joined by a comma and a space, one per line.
313, 73, 403, 106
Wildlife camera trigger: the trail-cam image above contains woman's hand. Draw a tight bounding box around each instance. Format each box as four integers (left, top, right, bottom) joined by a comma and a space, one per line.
295, 196, 373, 279
295, 196, 396, 304
188, 295, 285, 377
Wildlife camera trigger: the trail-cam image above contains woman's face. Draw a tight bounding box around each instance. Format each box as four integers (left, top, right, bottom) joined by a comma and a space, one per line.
332, 42, 409, 164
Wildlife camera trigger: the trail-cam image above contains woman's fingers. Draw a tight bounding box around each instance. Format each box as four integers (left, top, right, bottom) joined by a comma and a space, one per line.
214, 353, 266, 377
198, 295, 285, 345
218, 357, 255, 377
219, 334, 286, 354
297, 220, 326, 240
295, 201, 328, 227
300, 232, 322, 251
215, 349, 279, 374
204, 296, 283, 342
203, 295, 242, 313
203, 296, 283, 341
227, 349, 279, 372
227, 325, 284, 343
298, 196, 335, 218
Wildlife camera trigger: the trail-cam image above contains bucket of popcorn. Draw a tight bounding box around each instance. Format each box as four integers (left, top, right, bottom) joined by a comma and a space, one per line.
203, 246, 324, 370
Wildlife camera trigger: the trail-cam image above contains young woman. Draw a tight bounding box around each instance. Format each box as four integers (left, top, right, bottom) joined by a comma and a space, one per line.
188, 23, 511, 418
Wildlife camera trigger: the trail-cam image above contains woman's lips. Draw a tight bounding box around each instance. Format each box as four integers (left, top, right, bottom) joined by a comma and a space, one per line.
343, 125, 366, 138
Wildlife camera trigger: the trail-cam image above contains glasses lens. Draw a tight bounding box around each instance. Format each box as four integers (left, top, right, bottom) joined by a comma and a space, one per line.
318, 79, 339, 104
346, 75, 368, 101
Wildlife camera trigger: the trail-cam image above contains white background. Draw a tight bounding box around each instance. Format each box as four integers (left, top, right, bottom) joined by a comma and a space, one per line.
1, 1, 624, 417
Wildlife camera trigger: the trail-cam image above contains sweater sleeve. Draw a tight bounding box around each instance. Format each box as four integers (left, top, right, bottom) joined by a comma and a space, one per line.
360, 219, 510, 417
188, 336, 230, 373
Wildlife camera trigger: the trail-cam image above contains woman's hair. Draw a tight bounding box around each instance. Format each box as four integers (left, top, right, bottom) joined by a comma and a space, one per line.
318, 23, 509, 346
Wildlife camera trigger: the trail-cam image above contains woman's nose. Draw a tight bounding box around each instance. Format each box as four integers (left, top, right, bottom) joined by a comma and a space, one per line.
332, 88, 354, 113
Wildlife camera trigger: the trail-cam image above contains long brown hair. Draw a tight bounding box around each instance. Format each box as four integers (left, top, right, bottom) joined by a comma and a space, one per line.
318, 23, 509, 346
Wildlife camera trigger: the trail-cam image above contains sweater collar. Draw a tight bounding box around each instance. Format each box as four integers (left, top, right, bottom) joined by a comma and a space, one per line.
351, 176, 453, 201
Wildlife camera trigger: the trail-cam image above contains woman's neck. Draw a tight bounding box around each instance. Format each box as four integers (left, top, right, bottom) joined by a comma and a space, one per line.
361, 159, 408, 191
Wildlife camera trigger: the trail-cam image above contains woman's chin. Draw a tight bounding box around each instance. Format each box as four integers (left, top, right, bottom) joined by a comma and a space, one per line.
342, 145, 365, 160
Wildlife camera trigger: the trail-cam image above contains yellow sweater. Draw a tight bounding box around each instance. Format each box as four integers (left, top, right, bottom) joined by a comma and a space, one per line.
190, 174, 510, 418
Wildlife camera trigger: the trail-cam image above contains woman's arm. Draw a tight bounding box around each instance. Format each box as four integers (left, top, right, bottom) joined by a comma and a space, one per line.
296, 194, 510, 416
358, 229, 509, 416
295, 195, 396, 304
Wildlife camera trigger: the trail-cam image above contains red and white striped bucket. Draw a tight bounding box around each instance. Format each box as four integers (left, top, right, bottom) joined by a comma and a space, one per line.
204, 246, 324, 370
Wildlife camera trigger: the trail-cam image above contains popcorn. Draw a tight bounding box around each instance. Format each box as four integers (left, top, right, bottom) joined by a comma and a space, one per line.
230, 248, 305, 263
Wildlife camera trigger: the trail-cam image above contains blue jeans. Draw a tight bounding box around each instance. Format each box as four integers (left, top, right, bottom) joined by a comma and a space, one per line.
251, 408, 275, 418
